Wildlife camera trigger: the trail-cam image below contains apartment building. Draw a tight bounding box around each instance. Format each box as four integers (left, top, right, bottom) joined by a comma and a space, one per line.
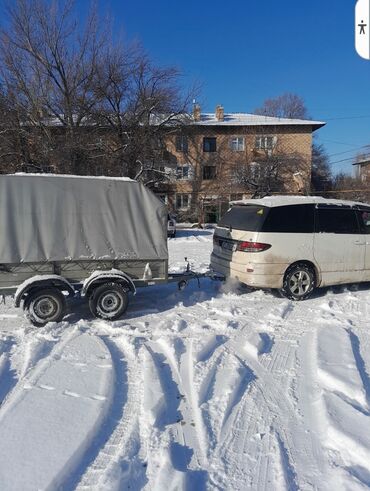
157, 105, 325, 222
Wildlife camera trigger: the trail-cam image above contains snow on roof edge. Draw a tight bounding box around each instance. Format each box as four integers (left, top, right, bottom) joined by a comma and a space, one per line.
192, 112, 325, 129
5, 173, 135, 182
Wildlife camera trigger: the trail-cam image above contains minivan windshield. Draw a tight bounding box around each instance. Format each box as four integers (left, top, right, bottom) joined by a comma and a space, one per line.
218, 205, 267, 231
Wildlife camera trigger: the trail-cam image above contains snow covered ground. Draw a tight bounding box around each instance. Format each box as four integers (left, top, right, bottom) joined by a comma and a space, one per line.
1, 229, 370, 490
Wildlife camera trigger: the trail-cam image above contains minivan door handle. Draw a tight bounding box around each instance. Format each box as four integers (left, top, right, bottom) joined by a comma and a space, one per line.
354, 240, 365, 245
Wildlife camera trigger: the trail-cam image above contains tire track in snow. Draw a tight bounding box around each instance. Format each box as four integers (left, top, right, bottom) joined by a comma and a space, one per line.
347, 329, 370, 408
313, 322, 370, 480
76, 336, 147, 491
276, 431, 299, 491
0, 336, 18, 406
209, 381, 284, 490
147, 338, 209, 469
0, 325, 80, 418
210, 302, 329, 490
188, 298, 301, 488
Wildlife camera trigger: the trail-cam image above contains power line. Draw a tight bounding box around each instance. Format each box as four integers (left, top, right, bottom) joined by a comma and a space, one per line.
316, 140, 369, 161
319, 138, 362, 147
329, 156, 359, 166
322, 115, 370, 121
327, 147, 367, 159
324, 144, 370, 166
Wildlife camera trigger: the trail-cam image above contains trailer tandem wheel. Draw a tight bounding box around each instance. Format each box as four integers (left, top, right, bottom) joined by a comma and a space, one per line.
88, 282, 129, 321
24, 287, 67, 327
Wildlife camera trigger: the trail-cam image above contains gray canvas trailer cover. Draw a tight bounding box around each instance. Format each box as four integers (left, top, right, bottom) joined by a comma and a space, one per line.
0, 174, 168, 292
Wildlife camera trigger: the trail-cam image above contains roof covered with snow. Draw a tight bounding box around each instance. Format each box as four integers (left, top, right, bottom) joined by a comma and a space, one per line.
40, 112, 326, 131
192, 113, 326, 130
231, 195, 369, 208
10, 173, 135, 182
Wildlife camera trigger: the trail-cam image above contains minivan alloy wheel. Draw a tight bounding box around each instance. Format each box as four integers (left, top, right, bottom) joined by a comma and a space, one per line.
281, 263, 315, 301
289, 270, 311, 296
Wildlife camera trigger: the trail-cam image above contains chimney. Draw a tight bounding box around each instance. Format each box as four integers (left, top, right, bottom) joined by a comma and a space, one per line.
215, 105, 224, 122
193, 104, 201, 122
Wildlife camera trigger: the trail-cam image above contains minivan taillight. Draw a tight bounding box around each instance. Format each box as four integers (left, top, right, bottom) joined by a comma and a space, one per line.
237, 241, 271, 252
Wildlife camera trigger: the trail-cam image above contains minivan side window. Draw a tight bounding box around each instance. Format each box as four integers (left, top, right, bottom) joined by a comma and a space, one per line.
261, 204, 315, 233
315, 208, 360, 234
357, 208, 370, 234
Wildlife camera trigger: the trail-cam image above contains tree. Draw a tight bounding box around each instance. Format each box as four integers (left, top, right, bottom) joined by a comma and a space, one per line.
233, 150, 309, 198
236, 93, 312, 196
0, 0, 195, 182
0, 0, 105, 173
311, 142, 332, 192
92, 44, 195, 183
254, 93, 309, 119
253, 92, 332, 194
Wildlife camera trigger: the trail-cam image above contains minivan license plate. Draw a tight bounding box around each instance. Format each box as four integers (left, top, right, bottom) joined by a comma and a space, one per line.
222, 241, 237, 252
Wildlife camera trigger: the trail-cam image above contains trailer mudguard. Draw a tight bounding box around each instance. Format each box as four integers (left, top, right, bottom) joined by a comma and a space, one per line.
14, 275, 75, 307
81, 269, 136, 297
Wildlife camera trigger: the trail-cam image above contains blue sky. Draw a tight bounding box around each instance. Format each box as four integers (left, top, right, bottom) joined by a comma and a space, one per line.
96, 0, 369, 175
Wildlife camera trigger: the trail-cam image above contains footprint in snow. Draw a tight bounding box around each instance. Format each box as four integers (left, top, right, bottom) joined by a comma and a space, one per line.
63, 390, 80, 398
38, 384, 55, 391
90, 394, 107, 401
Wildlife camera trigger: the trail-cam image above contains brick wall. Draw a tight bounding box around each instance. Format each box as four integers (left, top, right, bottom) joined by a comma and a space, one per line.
161, 125, 314, 221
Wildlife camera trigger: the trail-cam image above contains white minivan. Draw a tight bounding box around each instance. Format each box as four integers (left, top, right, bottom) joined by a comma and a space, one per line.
210, 196, 370, 300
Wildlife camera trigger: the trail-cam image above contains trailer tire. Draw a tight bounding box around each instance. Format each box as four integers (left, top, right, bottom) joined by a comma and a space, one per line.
88, 282, 129, 321
25, 287, 67, 327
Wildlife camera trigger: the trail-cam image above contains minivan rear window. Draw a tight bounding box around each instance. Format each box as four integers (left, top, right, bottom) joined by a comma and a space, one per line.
218, 205, 267, 231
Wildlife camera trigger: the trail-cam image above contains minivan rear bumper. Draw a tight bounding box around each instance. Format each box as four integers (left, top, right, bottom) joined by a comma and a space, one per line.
210, 251, 285, 289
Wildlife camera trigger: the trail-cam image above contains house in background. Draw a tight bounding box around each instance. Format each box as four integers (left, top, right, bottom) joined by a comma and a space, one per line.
157, 105, 325, 223
353, 155, 370, 182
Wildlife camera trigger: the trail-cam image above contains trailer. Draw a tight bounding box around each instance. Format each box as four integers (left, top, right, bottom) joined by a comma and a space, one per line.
0, 174, 221, 326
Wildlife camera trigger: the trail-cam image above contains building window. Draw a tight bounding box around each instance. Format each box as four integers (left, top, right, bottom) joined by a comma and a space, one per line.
230, 137, 245, 151
176, 193, 191, 209
203, 137, 217, 152
176, 165, 190, 180
203, 166, 217, 180
176, 135, 188, 152
255, 136, 276, 150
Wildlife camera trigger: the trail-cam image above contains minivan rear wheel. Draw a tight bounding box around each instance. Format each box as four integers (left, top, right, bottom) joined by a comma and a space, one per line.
281, 263, 315, 301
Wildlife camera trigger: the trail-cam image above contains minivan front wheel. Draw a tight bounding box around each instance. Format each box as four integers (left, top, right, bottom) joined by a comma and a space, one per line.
281, 263, 315, 301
